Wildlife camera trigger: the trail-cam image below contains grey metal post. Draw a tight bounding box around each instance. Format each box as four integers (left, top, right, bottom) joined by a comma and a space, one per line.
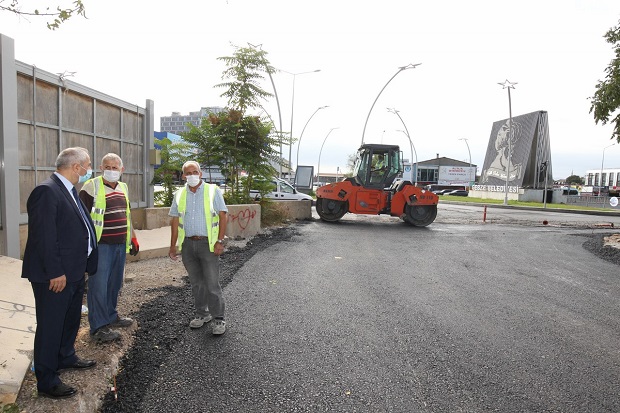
296, 105, 327, 174
283, 69, 321, 182
145, 99, 155, 208
388, 108, 417, 185
600, 143, 615, 196
317, 128, 339, 184
0, 34, 21, 258
498, 80, 517, 205
459, 138, 472, 189
266, 70, 283, 179
542, 161, 548, 209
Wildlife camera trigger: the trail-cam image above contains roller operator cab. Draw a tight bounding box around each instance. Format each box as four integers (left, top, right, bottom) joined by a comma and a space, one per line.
315, 143, 439, 227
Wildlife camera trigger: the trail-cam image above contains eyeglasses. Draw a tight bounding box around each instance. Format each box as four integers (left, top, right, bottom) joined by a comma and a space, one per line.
184, 171, 201, 176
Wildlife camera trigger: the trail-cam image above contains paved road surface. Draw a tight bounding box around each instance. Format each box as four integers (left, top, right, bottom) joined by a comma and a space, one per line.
106, 207, 620, 412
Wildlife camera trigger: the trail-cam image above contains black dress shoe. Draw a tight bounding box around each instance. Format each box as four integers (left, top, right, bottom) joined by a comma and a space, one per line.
38, 382, 77, 399
58, 358, 97, 372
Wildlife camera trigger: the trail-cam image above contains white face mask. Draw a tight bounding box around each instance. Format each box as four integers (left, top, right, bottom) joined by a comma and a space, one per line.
186, 175, 202, 187
103, 170, 121, 183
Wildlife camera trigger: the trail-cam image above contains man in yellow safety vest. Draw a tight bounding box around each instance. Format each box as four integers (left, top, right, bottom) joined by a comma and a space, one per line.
80, 153, 139, 343
168, 161, 228, 335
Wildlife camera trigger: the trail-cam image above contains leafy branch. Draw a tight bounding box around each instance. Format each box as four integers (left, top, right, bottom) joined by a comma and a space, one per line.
0, 0, 86, 30
590, 19, 620, 142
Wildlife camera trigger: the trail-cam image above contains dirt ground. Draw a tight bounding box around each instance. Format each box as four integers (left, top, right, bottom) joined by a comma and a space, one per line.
9, 225, 620, 413
13, 255, 187, 413
12, 225, 298, 413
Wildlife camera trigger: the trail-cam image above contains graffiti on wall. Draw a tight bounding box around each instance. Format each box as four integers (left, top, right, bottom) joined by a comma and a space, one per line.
227, 207, 258, 230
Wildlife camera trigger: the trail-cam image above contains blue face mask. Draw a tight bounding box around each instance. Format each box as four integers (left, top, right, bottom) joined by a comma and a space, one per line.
77, 165, 92, 184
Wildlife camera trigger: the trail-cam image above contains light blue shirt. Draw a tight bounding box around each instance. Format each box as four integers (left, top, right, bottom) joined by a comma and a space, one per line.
54, 172, 94, 256
169, 183, 228, 237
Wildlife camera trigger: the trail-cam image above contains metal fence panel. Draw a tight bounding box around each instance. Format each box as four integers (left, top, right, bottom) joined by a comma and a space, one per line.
1, 33, 155, 258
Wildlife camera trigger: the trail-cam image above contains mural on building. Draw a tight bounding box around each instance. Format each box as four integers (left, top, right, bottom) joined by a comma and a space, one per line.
480, 110, 552, 188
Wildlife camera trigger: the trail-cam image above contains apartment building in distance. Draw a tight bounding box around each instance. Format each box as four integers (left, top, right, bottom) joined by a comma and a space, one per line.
160, 106, 224, 135
583, 167, 620, 196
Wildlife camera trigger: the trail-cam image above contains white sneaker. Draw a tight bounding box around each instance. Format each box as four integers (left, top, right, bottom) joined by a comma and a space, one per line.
189, 314, 212, 329
212, 319, 226, 335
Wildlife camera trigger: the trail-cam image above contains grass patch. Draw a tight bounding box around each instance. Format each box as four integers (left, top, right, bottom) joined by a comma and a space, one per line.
440, 195, 617, 212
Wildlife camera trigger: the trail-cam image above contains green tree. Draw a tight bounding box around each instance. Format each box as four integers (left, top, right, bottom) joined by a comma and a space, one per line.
216, 44, 274, 114
151, 136, 191, 207
182, 44, 282, 204
1, 0, 86, 29
565, 174, 584, 185
590, 19, 620, 142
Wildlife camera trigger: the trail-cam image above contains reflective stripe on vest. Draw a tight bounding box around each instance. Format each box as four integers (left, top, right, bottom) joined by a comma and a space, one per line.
175, 183, 219, 252
87, 176, 132, 252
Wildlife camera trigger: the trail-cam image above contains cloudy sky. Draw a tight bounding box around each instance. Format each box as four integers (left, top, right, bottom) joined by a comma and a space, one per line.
2, 0, 619, 179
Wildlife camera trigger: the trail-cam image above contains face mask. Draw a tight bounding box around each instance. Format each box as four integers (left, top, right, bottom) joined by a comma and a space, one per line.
77, 166, 92, 184
186, 175, 202, 187
103, 170, 121, 183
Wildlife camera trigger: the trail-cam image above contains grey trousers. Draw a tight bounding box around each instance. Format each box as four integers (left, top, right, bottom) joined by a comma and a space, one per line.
181, 238, 225, 319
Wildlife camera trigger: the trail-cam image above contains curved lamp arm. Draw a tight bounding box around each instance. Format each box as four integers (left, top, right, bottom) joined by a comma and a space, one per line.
361, 63, 420, 145
296, 106, 328, 171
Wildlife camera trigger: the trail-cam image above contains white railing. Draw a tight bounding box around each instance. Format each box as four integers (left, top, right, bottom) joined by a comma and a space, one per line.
566, 195, 615, 209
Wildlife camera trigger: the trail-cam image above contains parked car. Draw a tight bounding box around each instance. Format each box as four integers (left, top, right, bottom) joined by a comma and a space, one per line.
312, 182, 325, 192
251, 177, 313, 202
445, 189, 469, 197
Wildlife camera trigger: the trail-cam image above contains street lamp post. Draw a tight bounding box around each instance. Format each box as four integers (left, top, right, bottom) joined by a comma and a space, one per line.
282, 69, 321, 182
317, 127, 339, 185
498, 79, 517, 205
600, 143, 616, 195
296, 105, 328, 174
248, 43, 284, 178
387, 107, 417, 185
361, 63, 421, 145
458, 138, 472, 189
542, 160, 549, 209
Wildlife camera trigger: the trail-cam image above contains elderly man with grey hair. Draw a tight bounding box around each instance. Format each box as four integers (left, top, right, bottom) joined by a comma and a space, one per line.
22, 147, 98, 399
169, 160, 229, 335
80, 153, 139, 343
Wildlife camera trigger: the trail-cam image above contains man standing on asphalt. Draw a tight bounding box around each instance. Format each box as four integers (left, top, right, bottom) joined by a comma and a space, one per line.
80, 153, 139, 343
21, 147, 98, 399
168, 161, 228, 335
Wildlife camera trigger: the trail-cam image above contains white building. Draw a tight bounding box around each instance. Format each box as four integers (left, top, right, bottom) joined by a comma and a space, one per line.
160, 106, 224, 135
584, 167, 620, 189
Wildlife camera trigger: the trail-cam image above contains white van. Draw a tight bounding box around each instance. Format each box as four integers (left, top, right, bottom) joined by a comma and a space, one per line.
252, 177, 313, 202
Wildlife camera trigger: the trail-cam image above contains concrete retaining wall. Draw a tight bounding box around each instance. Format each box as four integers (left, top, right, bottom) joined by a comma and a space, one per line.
271, 200, 312, 220
131, 200, 311, 232
18, 201, 312, 257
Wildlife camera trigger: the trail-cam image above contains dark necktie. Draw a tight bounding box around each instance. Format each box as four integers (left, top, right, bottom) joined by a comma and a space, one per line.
71, 186, 96, 251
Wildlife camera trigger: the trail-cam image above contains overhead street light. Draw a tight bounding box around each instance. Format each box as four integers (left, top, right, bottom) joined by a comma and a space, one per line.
361, 63, 421, 145
248, 43, 284, 178
296, 105, 328, 173
600, 143, 616, 194
317, 127, 340, 185
498, 79, 517, 206
387, 107, 417, 186
458, 138, 472, 189
282, 68, 321, 182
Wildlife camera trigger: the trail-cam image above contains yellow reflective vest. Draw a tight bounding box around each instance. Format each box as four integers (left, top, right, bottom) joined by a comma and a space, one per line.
85, 176, 132, 252
174, 183, 220, 253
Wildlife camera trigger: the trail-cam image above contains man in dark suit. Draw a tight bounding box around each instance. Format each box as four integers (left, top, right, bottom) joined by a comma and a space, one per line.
21, 147, 99, 399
